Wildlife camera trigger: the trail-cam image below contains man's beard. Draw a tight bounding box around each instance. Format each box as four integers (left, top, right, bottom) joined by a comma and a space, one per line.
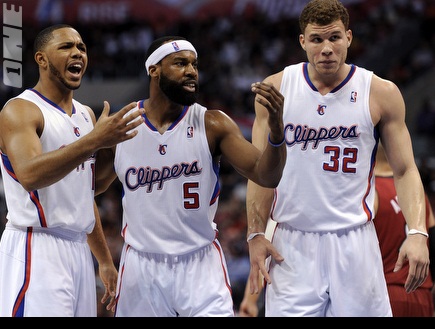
159, 73, 198, 106
49, 61, 79, 90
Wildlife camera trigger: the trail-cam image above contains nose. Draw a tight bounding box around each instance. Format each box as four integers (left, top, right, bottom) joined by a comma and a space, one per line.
321, 41, 333, 55
185, 63, 197, 76
71, 45, 85, 58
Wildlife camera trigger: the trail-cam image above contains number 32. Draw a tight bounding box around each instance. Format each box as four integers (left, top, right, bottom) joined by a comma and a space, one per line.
323, 146, 357, 173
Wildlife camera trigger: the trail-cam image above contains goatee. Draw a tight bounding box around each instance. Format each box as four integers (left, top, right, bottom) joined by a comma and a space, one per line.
159, 74, 198, 106
49, 61, 79, 90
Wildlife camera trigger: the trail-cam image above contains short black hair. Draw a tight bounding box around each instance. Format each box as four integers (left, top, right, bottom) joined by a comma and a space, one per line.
33, 24, 73, 54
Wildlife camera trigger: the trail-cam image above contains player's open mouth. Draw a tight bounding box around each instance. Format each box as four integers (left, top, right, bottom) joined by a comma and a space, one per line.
183, 82, 197, 92
68, 63, 83, 75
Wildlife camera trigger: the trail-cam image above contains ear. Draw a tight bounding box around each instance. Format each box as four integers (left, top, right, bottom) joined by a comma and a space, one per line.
148, 64, 160, 78
346, 29, 353, 48
299, 34, 306, 51
34, 51, 47, 68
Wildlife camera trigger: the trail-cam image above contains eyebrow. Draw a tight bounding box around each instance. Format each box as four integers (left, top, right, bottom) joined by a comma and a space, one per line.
56, 41, 86, 47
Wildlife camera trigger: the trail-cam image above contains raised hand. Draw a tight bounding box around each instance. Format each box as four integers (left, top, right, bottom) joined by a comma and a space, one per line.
92, 101, 144, 150
251, 82, 284, 142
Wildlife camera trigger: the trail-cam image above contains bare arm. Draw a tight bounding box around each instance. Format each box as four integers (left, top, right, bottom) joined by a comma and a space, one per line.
0, 100, 143, 191
245, 74, 285, 293
88, 201, 117, 312
372, 74, 429, 293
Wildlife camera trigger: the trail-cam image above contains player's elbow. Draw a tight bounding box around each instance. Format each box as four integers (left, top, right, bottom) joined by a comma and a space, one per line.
258, 171, 284, 188
16, 169, 52, 192
19, 177, 42, 192
262, 161, 286, 188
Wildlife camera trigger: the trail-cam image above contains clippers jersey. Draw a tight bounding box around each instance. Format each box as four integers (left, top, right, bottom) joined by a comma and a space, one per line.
114, 102, 220, 255
0, 89, 96, 233
271, 63, 377, 231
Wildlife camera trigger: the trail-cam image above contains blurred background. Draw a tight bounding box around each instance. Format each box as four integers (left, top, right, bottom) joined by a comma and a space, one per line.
2, 0, 435, 316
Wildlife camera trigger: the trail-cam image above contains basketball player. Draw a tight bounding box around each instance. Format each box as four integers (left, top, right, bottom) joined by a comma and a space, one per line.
240, 145, 435, 317
374, 143, 435, 317
245, 0, 429, 316
95, 35, 286, 317
0, 24, 144, 316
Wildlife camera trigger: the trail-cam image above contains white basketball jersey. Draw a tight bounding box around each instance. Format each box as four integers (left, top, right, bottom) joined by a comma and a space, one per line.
272, 63, 377, 231
114, 102, 220, 254
0, 89, 96, 233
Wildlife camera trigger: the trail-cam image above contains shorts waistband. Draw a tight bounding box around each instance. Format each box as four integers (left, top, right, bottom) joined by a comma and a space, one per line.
6, 225, 87, 242
129, 241, 216, 264
279, 220, 373, 236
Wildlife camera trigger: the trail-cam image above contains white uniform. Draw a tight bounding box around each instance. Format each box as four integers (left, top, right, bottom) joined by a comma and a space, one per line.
0, 89, 97, 317
113, 102, 234, 316
266, 63, 392, 316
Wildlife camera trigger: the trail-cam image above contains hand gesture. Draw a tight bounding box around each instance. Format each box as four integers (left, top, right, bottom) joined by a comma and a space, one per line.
91, 101, 144, 150
247, 234, 284, 293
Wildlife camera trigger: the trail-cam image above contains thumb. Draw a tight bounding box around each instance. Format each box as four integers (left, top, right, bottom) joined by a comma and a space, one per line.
393, 254, 404, 272
101, 101, 110, 117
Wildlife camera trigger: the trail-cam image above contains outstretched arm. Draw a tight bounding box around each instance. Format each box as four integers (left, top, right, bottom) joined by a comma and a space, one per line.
0, 100, 143, 191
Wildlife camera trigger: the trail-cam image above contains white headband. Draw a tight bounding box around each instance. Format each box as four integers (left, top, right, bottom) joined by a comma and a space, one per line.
145, 40, 197, 75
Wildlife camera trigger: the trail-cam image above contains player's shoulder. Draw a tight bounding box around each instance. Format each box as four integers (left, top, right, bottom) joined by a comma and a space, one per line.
264, 70, 283, 82
0, 94, 43, 140
269, 62, 306, 88
204, 107, 233, 123
263, 69, 285, 90
1, 93, 40, 117
370, 73, 400, 94
204, 107, 239, 139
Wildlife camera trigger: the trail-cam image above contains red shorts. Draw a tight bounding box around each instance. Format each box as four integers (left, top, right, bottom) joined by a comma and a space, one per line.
387, 284, 434, 317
